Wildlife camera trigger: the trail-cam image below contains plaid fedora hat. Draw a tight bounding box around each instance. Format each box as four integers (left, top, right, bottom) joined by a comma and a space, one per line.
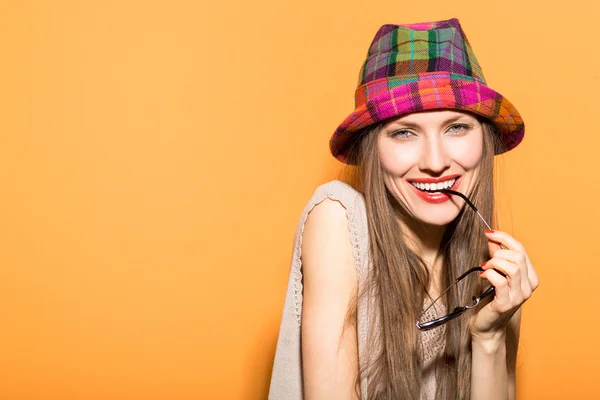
329, 18, 524, 165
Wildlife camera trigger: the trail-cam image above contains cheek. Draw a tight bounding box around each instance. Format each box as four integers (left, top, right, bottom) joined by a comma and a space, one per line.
450, 131, 484, 169
377, 139, 417, 176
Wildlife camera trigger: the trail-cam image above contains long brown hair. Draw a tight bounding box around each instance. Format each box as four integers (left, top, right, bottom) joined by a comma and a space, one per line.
343, 116, 504, 399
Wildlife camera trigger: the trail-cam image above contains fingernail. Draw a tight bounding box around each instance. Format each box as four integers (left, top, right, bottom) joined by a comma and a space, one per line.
481, 261, 487, 268
484, 229, 495, 234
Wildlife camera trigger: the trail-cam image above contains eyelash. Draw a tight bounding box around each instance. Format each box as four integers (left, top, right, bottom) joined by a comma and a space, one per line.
389, 123, 471, 140
447, 123, 471, 134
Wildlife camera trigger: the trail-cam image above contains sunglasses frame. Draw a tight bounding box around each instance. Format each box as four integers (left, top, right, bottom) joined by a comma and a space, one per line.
415, 188, 503, 332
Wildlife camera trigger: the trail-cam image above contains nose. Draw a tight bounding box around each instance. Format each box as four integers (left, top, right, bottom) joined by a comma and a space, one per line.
418, 135, 451, 174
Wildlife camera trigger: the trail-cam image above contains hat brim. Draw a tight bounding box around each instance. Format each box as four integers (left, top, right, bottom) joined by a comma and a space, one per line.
330, 72, 524, 165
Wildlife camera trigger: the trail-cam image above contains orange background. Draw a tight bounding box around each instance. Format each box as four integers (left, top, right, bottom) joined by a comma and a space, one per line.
1, 1, 599, 399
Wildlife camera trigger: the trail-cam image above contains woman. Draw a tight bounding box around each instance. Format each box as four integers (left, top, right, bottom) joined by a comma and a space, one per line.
269, 18, 539, 399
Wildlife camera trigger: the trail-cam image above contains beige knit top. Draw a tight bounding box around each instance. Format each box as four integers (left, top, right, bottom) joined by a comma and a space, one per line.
268, 180, 446, 399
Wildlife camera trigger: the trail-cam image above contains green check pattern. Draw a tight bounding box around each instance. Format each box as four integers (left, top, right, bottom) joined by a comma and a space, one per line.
330, 18, 525, 165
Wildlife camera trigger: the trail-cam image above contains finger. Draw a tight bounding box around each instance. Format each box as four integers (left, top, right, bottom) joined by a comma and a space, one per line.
486, 239, 503, 257
483, 258, 521, 291
489, 249, 521, 264
523, 252, 540, 291
485, 230, 539, 290
480, 269, 511, 310
484, 230, 525, 253
491, 248, 539, 292
489, 249, 533, 299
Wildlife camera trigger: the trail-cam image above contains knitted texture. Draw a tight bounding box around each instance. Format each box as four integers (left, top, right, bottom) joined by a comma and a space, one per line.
329, 18, 524, 165
268, 180, 445, 400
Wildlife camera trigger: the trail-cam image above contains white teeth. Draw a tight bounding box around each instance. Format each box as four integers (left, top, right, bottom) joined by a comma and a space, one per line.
411, 178, 456, 192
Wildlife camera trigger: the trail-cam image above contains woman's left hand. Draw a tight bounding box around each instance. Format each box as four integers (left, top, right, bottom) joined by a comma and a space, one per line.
470, 229, 540, 340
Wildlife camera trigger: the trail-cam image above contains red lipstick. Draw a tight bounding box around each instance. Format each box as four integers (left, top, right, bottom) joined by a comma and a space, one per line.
408, 174, 461, 184
408, 175, 462, 204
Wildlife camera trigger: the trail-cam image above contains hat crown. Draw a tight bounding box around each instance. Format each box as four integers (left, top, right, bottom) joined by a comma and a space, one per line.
329, 18, 524, 165
359, 18, 486, 86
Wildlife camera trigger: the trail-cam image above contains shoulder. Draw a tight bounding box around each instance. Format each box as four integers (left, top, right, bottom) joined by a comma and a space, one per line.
302, 181, 357, 255
295, 179, 368, 285
312, 180, 363, 202
298, 180, 368, 272
302, 180, 365, 220
301, 180, 359, 291
302, 199, 349, 263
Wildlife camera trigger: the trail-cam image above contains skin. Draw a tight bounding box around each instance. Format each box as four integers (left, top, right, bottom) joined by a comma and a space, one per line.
377, 109, 484, 273
301, 109, 539, 399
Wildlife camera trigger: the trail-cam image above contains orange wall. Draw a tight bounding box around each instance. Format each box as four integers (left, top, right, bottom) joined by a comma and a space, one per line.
1, 1, 598, 399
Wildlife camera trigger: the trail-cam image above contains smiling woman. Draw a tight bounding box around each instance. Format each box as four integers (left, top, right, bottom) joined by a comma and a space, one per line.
269, 18, 538, 400
378, 110, 485, 225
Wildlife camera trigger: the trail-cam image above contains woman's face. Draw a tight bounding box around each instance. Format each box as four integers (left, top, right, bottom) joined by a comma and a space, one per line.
377, 110, 484, 226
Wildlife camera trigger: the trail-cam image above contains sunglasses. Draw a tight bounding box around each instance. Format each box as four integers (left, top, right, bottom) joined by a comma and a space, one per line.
415, 188, 504, 332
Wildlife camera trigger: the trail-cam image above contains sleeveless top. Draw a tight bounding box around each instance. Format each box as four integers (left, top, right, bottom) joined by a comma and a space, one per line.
268, 180, 446, 399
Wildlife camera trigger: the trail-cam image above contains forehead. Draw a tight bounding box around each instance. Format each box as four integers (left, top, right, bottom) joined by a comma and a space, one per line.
383, 110, 479, 128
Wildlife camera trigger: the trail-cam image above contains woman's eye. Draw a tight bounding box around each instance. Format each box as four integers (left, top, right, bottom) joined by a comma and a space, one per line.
447, 124, 470, 134
390, 130, 414, 140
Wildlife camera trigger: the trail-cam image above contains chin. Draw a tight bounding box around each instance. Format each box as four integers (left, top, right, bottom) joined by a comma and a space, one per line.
413, 207, 460, 227
418, 217, 457, 227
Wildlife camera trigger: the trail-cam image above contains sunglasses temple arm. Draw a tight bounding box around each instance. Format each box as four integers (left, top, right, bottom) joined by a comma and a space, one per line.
442, 189, 492, 229
478, 285, 495, 301
457, 267, 497, 302
442, 189, 479, 211
474, 210, 494, 231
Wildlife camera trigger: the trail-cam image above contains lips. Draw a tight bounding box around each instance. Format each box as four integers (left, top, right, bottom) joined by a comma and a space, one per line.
408, 174, 461, 184
408, 176, 462, 204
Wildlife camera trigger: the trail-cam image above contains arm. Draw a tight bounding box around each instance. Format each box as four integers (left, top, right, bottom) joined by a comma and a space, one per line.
470, 308, 520, 400
301, 198, 360, 400
470, 229, 538, 400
